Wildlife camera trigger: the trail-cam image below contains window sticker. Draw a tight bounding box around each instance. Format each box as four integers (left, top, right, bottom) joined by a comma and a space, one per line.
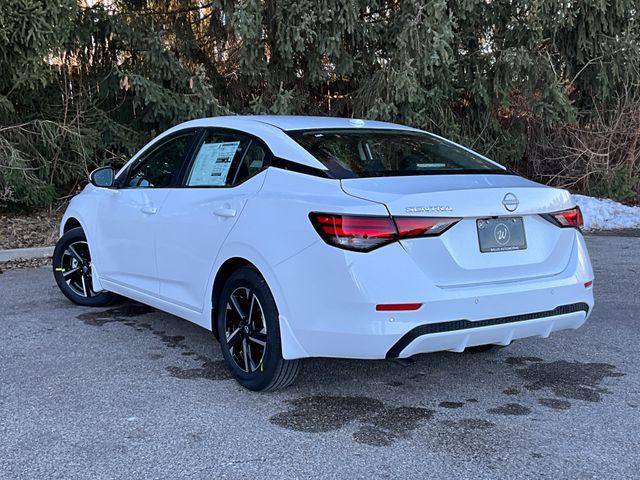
187, 141, 240, 186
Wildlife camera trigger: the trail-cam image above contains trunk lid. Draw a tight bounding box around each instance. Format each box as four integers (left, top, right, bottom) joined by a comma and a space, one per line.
341, 174, 576, 287
341, 174, 571, 217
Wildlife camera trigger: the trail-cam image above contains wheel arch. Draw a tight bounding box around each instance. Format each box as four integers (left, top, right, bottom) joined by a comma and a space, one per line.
207, 249, 308, 359
59, 208, 106, 291
60, 208, 89, 238
211, 257, 257, 338
62, 217, 83, 234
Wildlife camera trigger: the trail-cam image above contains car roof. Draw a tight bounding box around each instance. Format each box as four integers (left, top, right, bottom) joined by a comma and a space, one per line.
118, 115, 503, 179
127, 115, 424, 172
177, 115, 423, 132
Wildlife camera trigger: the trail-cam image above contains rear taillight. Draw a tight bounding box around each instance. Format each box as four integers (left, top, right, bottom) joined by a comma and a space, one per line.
545, 206, 583, 228
309, 213, 396, 251
309, 213, 460, 252
394, 217, 459, 237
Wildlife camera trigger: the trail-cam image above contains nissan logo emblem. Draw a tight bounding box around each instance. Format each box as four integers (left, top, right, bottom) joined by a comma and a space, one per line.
502, 193, 519, 212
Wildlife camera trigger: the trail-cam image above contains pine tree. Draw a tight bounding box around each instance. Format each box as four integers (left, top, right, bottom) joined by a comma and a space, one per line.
1, 0, 639, 209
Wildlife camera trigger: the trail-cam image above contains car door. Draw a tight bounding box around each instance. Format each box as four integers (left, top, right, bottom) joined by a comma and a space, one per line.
154, 128, 270, 313
94, 130, 198, 295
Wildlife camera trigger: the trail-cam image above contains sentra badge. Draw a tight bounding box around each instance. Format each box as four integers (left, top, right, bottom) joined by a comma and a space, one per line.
405, 206, 453, 213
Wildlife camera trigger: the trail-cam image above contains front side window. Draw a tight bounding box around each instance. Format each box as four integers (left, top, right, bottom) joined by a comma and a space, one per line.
186, 131, 251, 187
127, 132, 195, 187
287, 129, 508, 178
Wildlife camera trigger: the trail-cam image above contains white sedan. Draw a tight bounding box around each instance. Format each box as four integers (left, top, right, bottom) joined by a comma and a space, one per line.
54, 115, 594, 391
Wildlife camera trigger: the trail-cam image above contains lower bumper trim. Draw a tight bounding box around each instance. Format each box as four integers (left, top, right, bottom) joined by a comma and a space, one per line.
385, 302, 590, 358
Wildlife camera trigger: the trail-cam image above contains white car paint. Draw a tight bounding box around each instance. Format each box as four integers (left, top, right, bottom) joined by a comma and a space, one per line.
61, 115, 594, 360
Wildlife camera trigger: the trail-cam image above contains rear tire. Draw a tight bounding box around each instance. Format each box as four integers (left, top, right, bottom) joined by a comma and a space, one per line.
52, 227, 117, 307
217, 267, 300, 391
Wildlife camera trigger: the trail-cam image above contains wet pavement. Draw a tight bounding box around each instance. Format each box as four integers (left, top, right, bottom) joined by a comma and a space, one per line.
0, 235, 638, 479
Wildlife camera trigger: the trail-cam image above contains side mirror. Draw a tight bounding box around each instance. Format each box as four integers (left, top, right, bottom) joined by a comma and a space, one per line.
89, 166, 115, 188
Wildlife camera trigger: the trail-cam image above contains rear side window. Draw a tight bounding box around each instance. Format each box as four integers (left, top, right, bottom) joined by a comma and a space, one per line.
127, 132, 195, 188
186, 131, 250, 187
233, 142, 268, 184
287, 129, 508, 178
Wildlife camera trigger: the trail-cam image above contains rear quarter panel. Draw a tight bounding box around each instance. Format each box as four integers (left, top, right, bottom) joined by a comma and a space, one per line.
208, 167, 388, 357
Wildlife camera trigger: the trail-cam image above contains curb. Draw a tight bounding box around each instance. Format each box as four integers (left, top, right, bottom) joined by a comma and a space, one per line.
0, 246, 55, 262
584, 228, 640, 238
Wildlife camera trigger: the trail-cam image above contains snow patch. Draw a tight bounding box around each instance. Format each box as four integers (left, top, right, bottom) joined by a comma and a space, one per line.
572, 194, 640, 231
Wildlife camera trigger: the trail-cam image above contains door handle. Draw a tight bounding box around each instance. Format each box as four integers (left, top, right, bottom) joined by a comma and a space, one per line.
141, 205, 157, 215
214, 207, 236, 218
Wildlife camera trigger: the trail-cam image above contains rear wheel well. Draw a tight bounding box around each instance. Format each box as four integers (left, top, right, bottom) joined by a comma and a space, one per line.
63, 218, 82, 234
211, 257, 257, 338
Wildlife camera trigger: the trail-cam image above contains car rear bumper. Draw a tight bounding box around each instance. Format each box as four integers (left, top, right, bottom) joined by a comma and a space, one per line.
386, 303, 588, 358
273, 231, 594, 360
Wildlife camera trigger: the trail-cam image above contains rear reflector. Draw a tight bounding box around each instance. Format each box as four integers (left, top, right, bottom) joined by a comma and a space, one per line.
309, 212, 460, 252
546, 206, 584, 228
584, 280, 593, 288
376, 303, 423, 311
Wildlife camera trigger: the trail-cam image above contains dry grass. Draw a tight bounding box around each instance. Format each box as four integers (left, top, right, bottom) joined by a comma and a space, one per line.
0, 256, 51, 272
0, 203, 65, 250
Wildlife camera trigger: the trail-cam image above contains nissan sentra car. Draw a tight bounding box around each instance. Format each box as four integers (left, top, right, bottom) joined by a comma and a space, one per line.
53, 115, 594, 390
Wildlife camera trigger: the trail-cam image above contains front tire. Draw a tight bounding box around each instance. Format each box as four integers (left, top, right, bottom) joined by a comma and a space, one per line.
217, 267, 300, 391
52, 227, 117, 307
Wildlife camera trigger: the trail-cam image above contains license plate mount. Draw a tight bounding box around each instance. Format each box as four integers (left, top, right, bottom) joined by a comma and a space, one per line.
477, 217, 527, 253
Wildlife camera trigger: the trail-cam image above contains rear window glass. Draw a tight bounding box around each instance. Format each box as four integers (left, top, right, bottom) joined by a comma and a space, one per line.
287, 129, 508, 178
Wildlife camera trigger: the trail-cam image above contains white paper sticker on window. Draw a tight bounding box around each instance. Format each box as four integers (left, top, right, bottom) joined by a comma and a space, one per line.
187, 141, 240, 186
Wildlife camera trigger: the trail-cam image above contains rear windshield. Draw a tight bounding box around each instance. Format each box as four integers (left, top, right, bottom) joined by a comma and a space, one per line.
287, 129, 508, 178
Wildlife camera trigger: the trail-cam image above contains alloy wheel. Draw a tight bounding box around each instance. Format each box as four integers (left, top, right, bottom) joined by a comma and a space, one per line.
57, 240, 95, 298
223, 287, 268, 373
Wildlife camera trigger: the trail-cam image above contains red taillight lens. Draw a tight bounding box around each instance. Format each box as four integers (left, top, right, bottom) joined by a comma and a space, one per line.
310, 213, 397, 251
548, 206, 583, 228
394, 217, 460, 238
309, 213, 460, 252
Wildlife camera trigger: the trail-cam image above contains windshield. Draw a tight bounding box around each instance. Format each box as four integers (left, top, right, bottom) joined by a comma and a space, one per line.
287, 129, 509, 178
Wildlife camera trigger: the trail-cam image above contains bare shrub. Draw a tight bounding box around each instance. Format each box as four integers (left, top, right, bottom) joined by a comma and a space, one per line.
525, 89, 640, 203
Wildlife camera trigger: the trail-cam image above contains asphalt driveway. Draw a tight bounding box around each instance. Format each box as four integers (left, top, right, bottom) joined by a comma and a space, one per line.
1, 235, 638, 479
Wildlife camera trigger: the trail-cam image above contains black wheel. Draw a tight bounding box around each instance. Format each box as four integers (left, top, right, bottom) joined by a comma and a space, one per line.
217, 267, 300, 391
465, 344, 499, 353
52, 227, 117, 307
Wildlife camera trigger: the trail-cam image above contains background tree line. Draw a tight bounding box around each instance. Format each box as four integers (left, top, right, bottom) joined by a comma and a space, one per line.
0, 0, 639, 210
